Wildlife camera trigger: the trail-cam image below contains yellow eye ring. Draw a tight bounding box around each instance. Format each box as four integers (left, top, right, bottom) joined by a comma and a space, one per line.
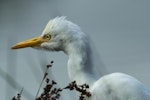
43, 34, 51, 40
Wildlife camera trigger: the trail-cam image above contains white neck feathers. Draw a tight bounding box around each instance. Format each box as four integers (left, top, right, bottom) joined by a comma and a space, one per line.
66, 38, 97, 85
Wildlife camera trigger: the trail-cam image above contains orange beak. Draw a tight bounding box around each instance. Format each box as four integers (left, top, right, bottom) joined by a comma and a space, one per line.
11, 37, 44, 49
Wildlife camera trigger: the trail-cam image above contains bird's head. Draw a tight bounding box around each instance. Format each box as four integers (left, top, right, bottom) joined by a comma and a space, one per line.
11, 17, 84, 53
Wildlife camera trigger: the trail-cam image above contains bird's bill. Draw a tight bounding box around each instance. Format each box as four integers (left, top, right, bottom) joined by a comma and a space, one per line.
11, 37, 43, 49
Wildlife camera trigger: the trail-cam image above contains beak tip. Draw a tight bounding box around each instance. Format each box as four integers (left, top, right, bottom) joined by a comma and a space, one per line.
11, 46, 17, 49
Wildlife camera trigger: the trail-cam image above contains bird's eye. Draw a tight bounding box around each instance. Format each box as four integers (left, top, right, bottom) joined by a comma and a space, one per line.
43, 34, 51, 40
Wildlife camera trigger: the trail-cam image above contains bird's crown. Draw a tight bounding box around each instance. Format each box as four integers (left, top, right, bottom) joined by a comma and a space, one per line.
41, 16, 82, 37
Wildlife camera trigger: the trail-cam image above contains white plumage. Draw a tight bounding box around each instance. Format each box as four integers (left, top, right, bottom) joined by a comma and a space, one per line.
12, 17, 150, 100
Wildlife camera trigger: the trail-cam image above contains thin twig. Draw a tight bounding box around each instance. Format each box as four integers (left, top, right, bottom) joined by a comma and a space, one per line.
35, 61, 53, 99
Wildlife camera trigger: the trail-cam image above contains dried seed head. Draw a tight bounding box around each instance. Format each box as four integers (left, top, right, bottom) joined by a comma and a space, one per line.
52, 80, 57, 85
47, 64, 52, 68
57, 88, 62, 92
79, 95, 85, 100
12, 96, 16, 100
85, 84, 89, 88
46, 78, 50, 83
51, 61, 54, 64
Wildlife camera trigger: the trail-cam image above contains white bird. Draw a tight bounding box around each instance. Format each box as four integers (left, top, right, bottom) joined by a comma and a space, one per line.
12, 17, 150, 100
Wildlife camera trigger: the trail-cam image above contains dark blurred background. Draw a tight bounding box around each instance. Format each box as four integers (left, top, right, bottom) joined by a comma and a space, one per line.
0, 0, 150, 100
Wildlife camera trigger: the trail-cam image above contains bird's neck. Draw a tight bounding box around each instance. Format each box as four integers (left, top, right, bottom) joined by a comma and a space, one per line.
65, 41, 97, 85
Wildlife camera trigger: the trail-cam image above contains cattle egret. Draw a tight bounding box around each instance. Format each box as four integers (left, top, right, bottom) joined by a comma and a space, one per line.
12, 17, 150, 100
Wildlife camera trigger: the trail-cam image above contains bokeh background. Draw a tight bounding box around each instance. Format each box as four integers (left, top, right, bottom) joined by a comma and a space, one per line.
0, 0, 150, 100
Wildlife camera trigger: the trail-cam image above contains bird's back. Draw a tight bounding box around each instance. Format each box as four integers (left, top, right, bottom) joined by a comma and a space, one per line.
89, 73, 150, 100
